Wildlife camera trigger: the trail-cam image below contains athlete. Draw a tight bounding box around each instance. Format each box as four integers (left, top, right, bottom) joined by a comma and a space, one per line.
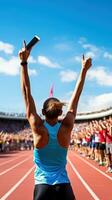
19, 41, 92, 200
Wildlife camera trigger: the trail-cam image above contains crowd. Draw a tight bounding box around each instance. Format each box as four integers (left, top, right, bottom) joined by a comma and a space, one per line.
0, 128, 33, 152
71, 116, 112, 173
0, 116, 112, 174
0, 119, 28, 133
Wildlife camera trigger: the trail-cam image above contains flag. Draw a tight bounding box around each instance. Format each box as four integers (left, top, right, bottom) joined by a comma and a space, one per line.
49, 84, 54, 97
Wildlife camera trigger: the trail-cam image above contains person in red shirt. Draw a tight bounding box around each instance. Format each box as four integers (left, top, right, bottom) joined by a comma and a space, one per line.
105, 123, 112, 173
98, 122, 106, 166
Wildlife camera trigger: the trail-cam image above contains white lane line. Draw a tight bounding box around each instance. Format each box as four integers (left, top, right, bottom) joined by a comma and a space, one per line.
0, 156, 32, 176
68, 158, 100, 200
0, 165, 35, 200
0, 155, 27, 166
74, 153, 112, 181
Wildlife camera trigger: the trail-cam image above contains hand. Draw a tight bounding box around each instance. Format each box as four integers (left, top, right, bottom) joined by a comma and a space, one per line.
18, 40, 31, 62
82, 54, 92, 71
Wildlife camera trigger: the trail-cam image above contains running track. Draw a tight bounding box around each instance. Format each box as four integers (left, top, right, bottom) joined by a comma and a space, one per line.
0, 150, 112, 200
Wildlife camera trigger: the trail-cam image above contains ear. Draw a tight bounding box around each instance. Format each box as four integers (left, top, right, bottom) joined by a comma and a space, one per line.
59, 110, 62, 116
42, 109, 45, 115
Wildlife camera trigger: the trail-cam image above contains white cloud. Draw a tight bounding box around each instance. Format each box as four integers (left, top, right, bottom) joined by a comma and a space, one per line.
60, 91, 112, 112
82, 43, 100, 59
28, 68, 37, 76
0, 41, 14, 54
82, 43, 99, 52
87, 66, 112, 86
38, 55, 60, 68
0, 56, 19, 75
85, 51, 96, 58
0, 56, 37, 76
78, 37, 101, 59
60, 69, 77, 82
78, 93, 112, 112
74, 56, 81, 62
55, 43, 71, 51
28, 56, 37, 63
70, 55, 81, 63
104, 52, 112, 60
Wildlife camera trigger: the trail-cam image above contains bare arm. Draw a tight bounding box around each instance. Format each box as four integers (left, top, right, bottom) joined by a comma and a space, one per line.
19, 42, 43, 131
63, 55, 92, 129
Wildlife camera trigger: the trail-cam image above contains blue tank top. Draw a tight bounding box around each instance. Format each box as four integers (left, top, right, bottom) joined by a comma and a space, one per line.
33, 121, 69, 185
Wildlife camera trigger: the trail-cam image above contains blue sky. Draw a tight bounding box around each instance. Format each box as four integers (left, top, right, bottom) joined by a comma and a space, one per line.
0, 0, 112, 114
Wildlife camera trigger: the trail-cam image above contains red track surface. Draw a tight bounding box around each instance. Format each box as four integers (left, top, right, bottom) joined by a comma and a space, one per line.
0, 150, 112, 200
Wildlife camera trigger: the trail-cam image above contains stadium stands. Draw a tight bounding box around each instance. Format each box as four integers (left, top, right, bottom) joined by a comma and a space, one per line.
0, 108, 112, 173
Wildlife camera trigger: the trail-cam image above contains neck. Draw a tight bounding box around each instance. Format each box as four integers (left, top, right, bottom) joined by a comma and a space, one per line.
45, 118, 58, 126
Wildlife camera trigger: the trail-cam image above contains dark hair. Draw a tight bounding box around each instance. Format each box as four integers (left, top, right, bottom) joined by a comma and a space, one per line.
42, 97, 65, 119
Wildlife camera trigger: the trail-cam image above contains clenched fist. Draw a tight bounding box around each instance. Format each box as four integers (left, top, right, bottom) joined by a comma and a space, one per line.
82, 54, 92, 71
18, 41, 31, 62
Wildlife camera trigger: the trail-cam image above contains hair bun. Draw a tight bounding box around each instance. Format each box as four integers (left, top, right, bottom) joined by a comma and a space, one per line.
46, 101, 65, 112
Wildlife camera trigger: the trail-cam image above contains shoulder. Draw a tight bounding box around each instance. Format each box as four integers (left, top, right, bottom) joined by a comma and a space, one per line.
61, 111, 75, 131
32, 121, 49, 149
28, 115, 49, 147
57, 114, 75, 148
28, 113, 43, 132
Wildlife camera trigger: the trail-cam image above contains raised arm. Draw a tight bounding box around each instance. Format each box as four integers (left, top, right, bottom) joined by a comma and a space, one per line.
18, 42, 43, 130
63, 55, 92, 129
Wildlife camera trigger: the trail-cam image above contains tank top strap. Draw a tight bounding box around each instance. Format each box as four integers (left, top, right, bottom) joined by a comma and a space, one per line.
44, 121, 61, 139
